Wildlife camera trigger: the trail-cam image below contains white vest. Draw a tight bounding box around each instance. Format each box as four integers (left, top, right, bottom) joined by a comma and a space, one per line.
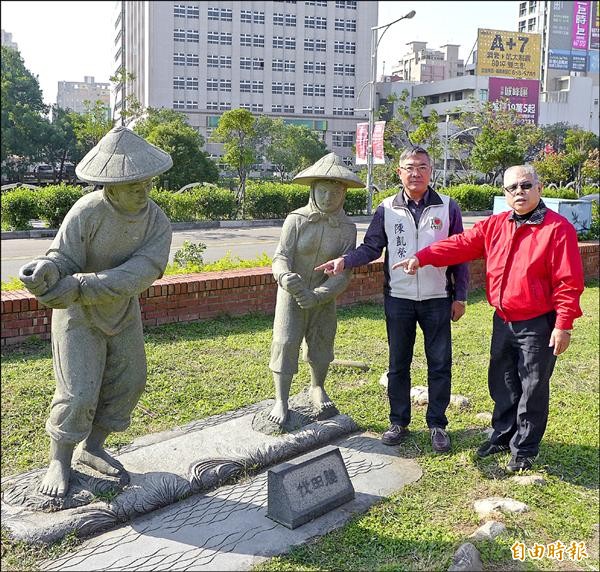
382, 194, 451, 301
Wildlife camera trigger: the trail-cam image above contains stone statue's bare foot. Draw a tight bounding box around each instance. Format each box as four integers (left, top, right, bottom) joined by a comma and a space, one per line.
39, 460, 70, 498
78, 447, 125, 477
267, 400, 288, 425
310, 386, 335, 411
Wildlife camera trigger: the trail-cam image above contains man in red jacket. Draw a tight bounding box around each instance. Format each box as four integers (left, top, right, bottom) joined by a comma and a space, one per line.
394, 164, 584, 472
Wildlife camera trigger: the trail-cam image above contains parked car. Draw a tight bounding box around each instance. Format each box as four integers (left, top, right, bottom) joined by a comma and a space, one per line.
34, 164, 55, 180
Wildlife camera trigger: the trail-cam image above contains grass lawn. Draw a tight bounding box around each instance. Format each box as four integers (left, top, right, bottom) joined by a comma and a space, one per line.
1, 282, 598, 571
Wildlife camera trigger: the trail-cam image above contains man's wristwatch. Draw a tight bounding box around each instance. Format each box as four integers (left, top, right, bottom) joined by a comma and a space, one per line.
455, 300, 467, 306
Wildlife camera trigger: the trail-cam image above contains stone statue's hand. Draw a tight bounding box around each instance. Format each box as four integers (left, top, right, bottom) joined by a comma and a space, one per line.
280, 272, 305, 294
37, 276, 80, 309
294, 288, 319, 309
18, 260, 60, 296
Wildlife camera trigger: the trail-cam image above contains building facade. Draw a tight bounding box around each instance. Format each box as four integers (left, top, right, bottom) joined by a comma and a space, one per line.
390, 41, 464, 82
1, 29, 18, 51
517, 0, 599, 92
114, 1, 376, 170
56, 76, 111, 114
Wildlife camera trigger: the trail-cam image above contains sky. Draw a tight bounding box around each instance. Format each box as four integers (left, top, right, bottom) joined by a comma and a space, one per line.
1, 0, 519, 107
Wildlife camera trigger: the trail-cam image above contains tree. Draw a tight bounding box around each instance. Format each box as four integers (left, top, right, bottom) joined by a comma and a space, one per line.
1, 45, 49, 180
38, 106, 81, 183
69, 100, 113, 157
264, 119, 328, 181
582, 147, 599, 186
532, 150, 570, 186
134, 107, 218, 190
211, 109, 258, 215
564, 128, 599, 193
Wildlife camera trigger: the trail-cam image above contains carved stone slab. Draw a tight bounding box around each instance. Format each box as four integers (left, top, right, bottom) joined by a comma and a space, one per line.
1, 397, 358, 544
267, 445, 354, 528
40, 433, 422, 571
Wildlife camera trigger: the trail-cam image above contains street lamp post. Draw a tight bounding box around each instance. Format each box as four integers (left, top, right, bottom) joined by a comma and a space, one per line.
361, 10, 416, 215
442, 119, 480, 188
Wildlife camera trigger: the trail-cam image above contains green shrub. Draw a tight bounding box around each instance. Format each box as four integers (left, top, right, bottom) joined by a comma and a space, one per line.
580, 185, 599, 198
284, 185, 311, 212
173, 240, 206, 267
444, 184, 499, 211
373, 187, 399, 207
1, 188, 39, 230
35, 185, 85, 228
343, 188, 367, 216
191, 187, 237, 220
245, 185, 288, 219
542, 188, 578, 199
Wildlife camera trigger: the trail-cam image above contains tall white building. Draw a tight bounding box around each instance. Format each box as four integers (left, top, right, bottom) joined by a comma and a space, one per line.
390, 41, 464, 82
113, 1, 376, 169
56, 76, 111, 114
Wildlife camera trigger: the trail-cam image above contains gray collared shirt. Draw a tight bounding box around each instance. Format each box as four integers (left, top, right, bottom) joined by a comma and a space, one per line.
403, 189, 430, 225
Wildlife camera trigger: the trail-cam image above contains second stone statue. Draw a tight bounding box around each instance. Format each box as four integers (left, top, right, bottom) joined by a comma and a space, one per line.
265, 152, 363, 429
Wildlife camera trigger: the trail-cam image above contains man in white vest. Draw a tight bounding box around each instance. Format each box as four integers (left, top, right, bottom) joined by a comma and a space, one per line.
315, 147, 468, 453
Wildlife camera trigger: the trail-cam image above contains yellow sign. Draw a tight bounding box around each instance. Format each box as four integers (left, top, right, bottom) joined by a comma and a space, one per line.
476, 28, 541, 80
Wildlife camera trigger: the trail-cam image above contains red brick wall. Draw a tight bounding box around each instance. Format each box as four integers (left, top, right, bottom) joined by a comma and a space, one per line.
2, 243, 598, 347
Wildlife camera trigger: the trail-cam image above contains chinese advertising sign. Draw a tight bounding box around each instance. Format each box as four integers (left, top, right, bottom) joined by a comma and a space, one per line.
548, 1, 592, 71
476, 28, 541, 79
355, 121, 386, 165
488, 77, 540, 125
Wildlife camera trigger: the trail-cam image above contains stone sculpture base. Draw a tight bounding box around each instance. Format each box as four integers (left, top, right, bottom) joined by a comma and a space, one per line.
251, 388, 340, 435
1, 397, 358, 545
40, 432, 422, 571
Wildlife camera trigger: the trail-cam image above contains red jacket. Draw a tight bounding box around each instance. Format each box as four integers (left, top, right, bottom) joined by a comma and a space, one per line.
416, 208, 584, 329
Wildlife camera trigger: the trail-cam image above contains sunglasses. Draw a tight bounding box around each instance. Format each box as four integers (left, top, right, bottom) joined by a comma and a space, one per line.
503, 181, 535, 195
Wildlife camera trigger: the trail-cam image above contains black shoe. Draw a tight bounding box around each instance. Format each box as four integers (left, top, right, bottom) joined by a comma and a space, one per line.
476, 440, 510, 458
506, 455, 535, 473
381, 424, 409, 445
430, 427, 451, 453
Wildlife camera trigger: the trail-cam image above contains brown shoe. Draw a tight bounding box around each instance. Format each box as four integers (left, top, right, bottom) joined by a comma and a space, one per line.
430, 427, 451, 453
381, 424, 409, 445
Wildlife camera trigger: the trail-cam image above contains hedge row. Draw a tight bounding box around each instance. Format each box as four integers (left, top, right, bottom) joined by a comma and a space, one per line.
2, 184, 598, 231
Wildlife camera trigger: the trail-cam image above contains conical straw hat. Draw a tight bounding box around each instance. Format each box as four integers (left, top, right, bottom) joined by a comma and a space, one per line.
76, 126, 173, 184
293, 152, 364, 188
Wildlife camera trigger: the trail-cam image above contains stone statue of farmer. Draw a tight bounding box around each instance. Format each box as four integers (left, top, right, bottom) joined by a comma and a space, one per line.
267, 153, 363, 425
18, 126, 173, 498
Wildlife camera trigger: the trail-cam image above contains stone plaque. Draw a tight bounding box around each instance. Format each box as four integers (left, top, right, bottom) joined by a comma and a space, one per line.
267, 445, 354, 529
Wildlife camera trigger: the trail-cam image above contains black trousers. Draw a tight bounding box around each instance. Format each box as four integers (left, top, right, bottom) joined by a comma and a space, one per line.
385, 295, 452, 429
488, 311, 558, 457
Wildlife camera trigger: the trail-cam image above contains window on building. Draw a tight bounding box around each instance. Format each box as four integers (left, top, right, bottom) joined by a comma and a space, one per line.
174, 53, 186, 65
518, 21, 526, 32
519, 2, 527, 17
174, 29, 186, 41
174, 5, 186, 17
285, 14, 296, 25
241, 10, 253, 23
241, 34, 252, 47
186, 100, 198, 109
333, 63, 355, 75
220, 79, 231, 92
252, 57, 264, 70
173, 100, 185, 109
220, 8, 232, 21
273, 36, 284, 48
272, 59, 284, 71
173, 76, 186, 89
479, 89, 488, 101
272, 104, 283, 112
208, 7, 219, 20
283, 82, 295, 95
241, 57, 252, 70
284, 37, 296, 49
283, 104, 295, 113
305, 1, 328, 5
284, 60, 295, 72
240, 80, 252, 93
187, 54, 199, 66
254, 11, 265, 23
334, 41, 355, 54
529, 1, 536, 13
332, 131, 354, 147
253, 34, 265, 47
187, 5, 199, 18
528, 18, 536, 31
305, 16, 326, 29
252, 80, 264, 93
273, 13, 284, 25
272, 81, 283, 94
207, 102, 220, 111
335, 0, 357, 8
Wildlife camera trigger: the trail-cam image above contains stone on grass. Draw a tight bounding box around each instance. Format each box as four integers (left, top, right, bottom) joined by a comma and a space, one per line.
474, 497, 529, 517
450, 394, 470, 409
448, 542, 483, 571
379, 371, 389, 388
481, 427, 494, 439
410, 386, 428, 405
511, 474, 546, 486
475, 412, 493, 423
470, 520, 507, 541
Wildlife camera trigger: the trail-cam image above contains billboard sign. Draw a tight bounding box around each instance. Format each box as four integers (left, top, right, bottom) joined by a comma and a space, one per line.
591, 0, 599, 50
572, 1, 591, 50
476, 28, 541, 79
488, 77, 540, 125
372, 121, 386, 165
